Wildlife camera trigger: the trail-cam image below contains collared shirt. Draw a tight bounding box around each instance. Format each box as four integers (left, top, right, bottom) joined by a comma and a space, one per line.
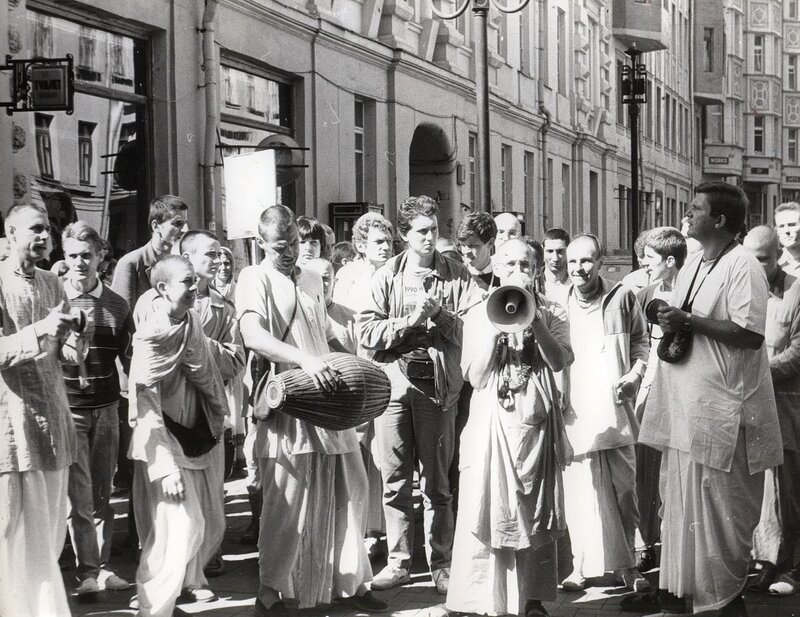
779, 248, 800, 278
765, 269, 800, 453
640, 245, 783, 473
543, 269, 570, 308
236, 259, 357, 458
467, 260, 496, 293
111, 240, 167, 319
62, 279, 132, 409
0, 261, 77, 472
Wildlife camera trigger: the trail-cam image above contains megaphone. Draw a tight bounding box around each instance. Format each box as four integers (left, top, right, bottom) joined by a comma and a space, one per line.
486, 285, 536, 333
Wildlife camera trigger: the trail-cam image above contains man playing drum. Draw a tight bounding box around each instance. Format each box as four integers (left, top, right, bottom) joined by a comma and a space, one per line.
236, 205, 387, 615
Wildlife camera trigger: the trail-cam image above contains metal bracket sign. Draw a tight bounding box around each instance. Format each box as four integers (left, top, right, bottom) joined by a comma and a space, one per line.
0, 54, 75, 115
621, 63, 647, 105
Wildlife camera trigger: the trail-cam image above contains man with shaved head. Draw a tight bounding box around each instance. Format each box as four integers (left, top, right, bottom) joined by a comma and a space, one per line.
744, 226, 800, 595
561, 234, 650, 593
494, 212, 522, 250
0, 204, 92, 617
443, 238, 572, 617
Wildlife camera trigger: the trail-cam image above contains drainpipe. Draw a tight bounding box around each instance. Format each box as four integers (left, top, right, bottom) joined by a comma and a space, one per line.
538, 0, 553, 234
201, 0, 220, 234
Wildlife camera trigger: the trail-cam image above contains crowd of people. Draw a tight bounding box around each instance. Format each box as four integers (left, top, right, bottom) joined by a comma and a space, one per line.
0, 181, 798, 617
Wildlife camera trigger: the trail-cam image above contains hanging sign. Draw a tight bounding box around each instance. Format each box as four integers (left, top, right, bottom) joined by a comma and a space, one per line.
223, 149, 277, 240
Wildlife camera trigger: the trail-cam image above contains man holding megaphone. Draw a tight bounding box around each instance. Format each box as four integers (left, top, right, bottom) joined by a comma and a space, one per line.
442, 238, 573, 617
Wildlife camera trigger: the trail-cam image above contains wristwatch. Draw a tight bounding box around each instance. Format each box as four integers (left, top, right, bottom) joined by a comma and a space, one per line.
681, 312, 692, 331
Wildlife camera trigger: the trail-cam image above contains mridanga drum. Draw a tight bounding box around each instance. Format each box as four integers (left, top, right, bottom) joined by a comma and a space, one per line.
260, 352, 391, 430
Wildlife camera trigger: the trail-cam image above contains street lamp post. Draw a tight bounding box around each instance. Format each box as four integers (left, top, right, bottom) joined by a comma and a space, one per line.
431, 0, 529, 212
621, 47, 647, 269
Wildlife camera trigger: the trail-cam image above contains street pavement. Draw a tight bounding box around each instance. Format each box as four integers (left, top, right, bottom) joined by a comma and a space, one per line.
62, 476, 799, 617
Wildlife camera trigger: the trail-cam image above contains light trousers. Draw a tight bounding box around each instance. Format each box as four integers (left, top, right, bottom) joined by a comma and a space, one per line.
0, 468, 71, 617
563, 445, 639, 577
659, 429, 763, 613
133, 461, 208, 617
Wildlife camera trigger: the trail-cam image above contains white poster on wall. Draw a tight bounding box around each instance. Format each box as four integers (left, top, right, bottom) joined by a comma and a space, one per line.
223, 149, 277, 240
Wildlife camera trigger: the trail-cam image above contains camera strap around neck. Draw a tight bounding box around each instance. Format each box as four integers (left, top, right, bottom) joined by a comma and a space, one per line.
682, 239, 737, 311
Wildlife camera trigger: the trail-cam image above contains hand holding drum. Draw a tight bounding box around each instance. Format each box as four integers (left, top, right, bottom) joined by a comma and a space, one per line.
258, 352, 392, 431
300, 354, 341, 393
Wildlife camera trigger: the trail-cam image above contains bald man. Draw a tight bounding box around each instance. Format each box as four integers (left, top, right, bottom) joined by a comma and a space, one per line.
561, 234, 650, 593
744, 226, 800, 595
445, 239, 572, 617
494, 213, 521, 250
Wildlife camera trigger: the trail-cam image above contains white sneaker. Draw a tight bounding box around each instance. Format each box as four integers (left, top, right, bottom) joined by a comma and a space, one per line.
98, 569, 130, 591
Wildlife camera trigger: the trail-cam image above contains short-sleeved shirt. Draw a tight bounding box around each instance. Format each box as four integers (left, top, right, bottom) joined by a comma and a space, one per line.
639, 244, 783, 473
236, 259, 358, 458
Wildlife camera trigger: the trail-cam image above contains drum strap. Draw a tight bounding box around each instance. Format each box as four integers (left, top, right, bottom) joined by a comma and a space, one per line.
249, 290, 298, 409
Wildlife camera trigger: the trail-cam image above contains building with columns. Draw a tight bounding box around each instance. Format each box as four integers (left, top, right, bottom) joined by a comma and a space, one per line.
1, 0, 712, 272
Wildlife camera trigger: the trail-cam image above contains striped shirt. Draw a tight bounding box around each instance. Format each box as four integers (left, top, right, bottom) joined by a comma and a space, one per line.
62, 280, 132, 409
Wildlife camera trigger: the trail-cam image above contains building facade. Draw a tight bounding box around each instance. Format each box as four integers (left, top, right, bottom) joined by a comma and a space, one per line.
1, 0, 704, 271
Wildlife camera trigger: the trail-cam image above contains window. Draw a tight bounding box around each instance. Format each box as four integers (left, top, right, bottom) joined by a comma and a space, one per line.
754, 35, 764, 73
561, 163, 570, 220
218, 59, 296, 211
709, 104, 724, 143
671, 98, 677, 151
789, 128, 798, 164
775, 117, 781, 157
35, 113, 54, 179
520, 6, 531, 75
33, 12, 53, 58
469, 132, 477, 210
557, 9, 567, 95
665, 94, 671, 149
78, 122, 95, 185
703, 28, 714, 72
790, 1, 798, 20
524, 151, 534, 216
497, 14, 508, 61
790, 56, 799, 90
354, 99, 365, 202
732, 102, 740, 144
645, 81, 653, 138
110, 34, 133, 87
501, 144, 512, 209
77, 26, 100, 82
587, 20, 597, 102
754, 115, 764, 153
655, 86, 662, 143
589, 171, 599, 233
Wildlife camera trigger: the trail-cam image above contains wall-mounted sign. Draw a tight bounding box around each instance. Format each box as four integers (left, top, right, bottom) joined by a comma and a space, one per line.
786, 176, 800, 183
751, 168, 769, 175
708, 156, 730, 165
30, 65, 69, 109
0, 54, 74, 115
